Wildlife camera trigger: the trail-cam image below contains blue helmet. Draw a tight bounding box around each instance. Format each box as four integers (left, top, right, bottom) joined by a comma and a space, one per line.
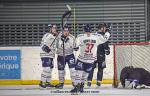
106, 23, 112, 31
48, 24, 57, 28
98, 23, 107, 29
84, 24, 92, 32
63, 25, 70, 31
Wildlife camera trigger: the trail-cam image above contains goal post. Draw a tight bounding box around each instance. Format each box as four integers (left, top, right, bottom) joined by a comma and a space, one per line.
113, 42, 150, 88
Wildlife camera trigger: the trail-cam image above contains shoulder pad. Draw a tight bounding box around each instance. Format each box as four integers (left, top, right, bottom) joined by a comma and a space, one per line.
77, 34, 84, 38
91, 33, 97, 36
69, 34, 75, 38
69, 34, 75, 40
105, 32, 110, 35
44, 33, 51, 37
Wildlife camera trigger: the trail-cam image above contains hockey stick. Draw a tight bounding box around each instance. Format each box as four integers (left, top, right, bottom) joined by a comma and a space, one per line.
62, 5, 72, 28
49, 5, 71, 48
61, 4, 72, 64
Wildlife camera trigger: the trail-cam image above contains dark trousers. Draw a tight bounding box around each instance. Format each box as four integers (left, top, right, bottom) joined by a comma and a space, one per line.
87, 60, 106, 81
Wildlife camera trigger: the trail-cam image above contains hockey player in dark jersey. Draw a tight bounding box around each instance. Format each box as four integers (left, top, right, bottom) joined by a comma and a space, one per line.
87, 23, 110, 87
120, 66, 150, 88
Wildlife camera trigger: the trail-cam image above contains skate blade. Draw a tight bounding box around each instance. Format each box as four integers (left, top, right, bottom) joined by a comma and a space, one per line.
71, 92, 79, 95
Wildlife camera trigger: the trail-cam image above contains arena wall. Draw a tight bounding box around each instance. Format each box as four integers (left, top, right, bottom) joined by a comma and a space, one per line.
0, 46, 113, 85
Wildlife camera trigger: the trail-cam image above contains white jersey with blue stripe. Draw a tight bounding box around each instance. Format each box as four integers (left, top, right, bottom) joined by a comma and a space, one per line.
76, 32, 110, 63
56, 34, 76, 56
40, 33, 57, 58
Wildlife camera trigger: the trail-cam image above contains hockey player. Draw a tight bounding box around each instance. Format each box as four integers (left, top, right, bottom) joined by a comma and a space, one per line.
39, 24, 58, 88
120, 66, 150, 89
55, 25, 76, 89
70, 24, 110, 93
87, 23, 110, 87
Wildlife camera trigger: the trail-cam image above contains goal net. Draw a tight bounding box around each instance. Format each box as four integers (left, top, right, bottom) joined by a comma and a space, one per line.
113, 42, 150, 87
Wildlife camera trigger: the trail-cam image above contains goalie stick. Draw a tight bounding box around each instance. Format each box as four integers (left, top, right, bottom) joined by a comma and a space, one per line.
61, 4, 72, 64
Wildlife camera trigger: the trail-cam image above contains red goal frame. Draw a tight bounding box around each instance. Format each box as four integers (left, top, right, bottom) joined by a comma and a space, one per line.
113, 42, 150, 88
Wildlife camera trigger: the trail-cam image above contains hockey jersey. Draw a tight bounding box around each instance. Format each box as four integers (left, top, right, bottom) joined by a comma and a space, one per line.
76, 32, 110, 63
56, 34, 76, 56
40, 33, 57, 58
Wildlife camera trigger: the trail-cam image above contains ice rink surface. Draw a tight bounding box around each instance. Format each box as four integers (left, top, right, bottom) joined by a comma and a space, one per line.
0, 84, 149, 96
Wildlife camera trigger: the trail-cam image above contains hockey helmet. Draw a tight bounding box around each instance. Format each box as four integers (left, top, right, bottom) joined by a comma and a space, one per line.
63, 25, 70, 32
48, 24, 57, 28
106, 23, 112, 31
84, 24, 92, 32
98, 23, 107, 29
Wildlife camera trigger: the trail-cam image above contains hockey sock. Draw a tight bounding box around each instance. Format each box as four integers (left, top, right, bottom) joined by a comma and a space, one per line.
74, 70, 83, 85
81, 71, 89, 83
58, 70, 65, 83
46, 68, 52, 82
41, 67, 52, 83
69, 68, 76, 83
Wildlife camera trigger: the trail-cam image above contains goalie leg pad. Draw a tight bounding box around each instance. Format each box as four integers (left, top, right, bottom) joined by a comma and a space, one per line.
125, 79, 139, 89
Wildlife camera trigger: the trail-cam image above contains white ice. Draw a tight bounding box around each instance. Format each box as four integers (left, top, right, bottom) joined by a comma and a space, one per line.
0, 84, 150, 96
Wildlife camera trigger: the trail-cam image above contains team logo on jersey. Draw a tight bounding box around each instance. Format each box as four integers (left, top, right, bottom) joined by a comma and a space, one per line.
69, 58, 75, 64
86, 67, 93, 72
76, 62, 83, 69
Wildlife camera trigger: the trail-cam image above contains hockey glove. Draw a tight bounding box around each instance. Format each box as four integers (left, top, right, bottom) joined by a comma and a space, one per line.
73, 47, 79, 51
42, 45, 51, 53
105, 49, 110, 55
61, 34, 69, 42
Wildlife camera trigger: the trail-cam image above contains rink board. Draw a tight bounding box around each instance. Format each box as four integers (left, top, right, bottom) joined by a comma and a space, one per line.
0, 46, 114, 85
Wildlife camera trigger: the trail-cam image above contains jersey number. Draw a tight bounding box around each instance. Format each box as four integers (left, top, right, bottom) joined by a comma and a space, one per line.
85, 43, 94, 53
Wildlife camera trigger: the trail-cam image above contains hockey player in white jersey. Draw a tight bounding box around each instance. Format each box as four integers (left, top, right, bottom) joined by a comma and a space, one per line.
39, 24, 58, 88
70, 24, 110, 93
55, 25, 76, 89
